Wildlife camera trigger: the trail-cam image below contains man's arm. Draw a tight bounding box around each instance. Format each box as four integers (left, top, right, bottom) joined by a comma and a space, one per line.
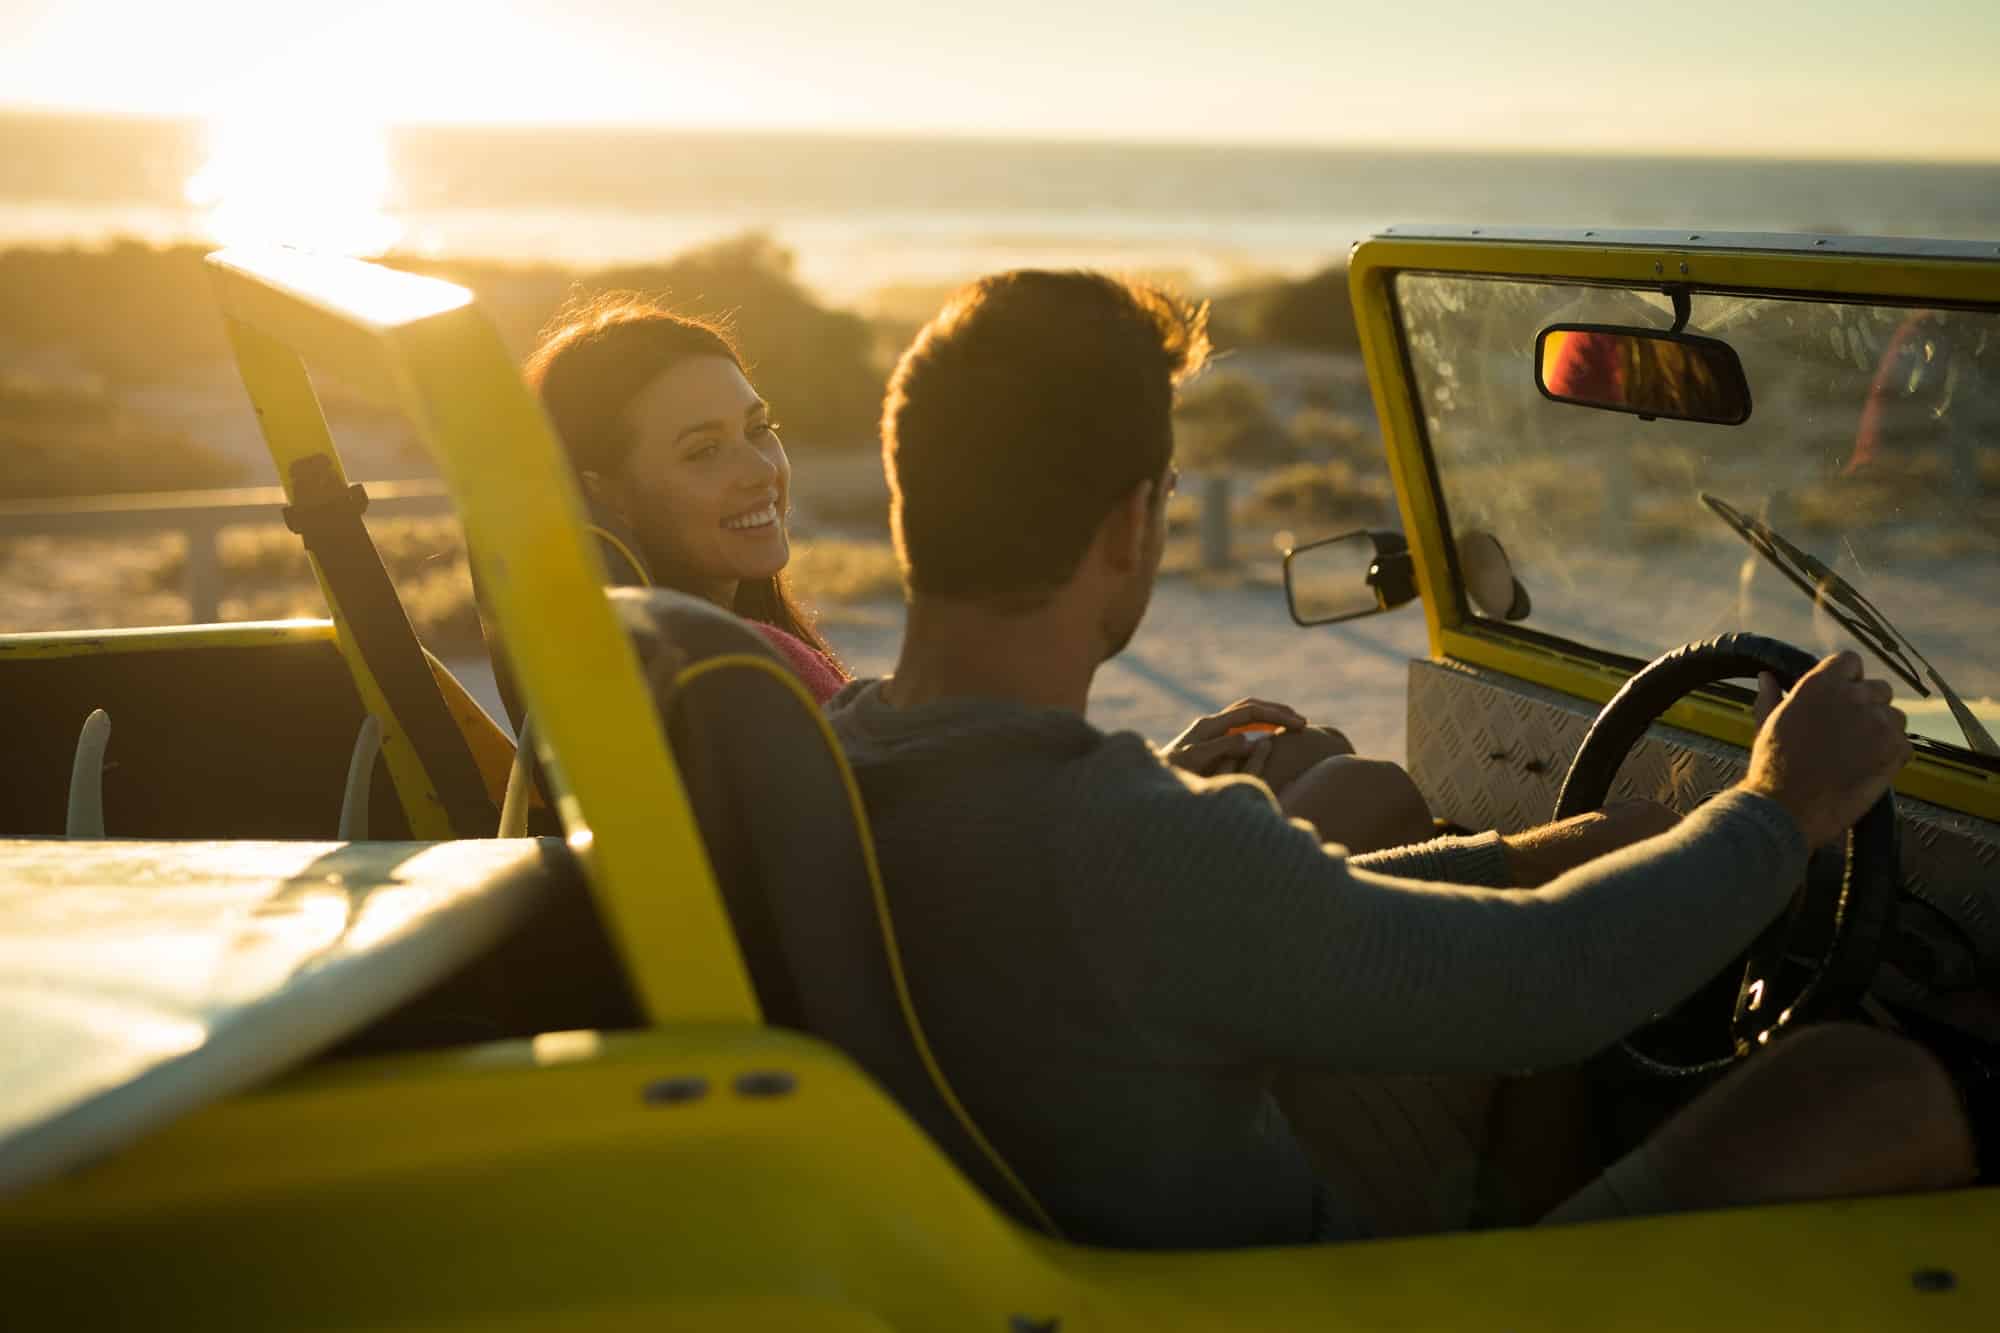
1120, 653, 1907, 1075
1124, 787, 1804, 1074
1346, 799, 1679, 888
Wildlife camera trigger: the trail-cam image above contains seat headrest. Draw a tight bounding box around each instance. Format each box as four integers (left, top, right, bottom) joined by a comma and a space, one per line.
606, 586, 781, 685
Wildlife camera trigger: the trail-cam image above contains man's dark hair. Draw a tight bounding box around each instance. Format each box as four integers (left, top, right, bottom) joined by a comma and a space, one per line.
883, 270, 1209, 609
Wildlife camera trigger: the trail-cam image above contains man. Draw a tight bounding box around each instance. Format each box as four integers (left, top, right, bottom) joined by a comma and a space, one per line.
827, 270, 1974, 1248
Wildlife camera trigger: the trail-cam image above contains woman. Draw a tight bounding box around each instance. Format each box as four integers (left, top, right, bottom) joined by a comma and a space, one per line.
525, 295, 847, 703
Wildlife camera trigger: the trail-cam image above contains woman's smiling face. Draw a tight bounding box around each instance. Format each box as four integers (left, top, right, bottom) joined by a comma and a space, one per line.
615, 354, 791, 604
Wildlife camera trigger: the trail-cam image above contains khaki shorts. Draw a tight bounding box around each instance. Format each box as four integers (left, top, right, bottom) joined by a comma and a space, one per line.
1279, 1069, 1664, 1241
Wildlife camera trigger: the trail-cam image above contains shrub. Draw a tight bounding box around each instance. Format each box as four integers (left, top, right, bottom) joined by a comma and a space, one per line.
1, 421, 242, 500
1287, 407, 1378, 469
0, 234, 885, 457
1631, 443, 1700, 491
395, 562, 484, 654
0, 242, 228, 384
577, 233, 883, 450
1174, 371, 1292, 468
1209, 265, 1359, 353
218, 525, 310, 583
1630, 495, 1700, 547
369, 514, 468, 581
1245, 461, 1392, 529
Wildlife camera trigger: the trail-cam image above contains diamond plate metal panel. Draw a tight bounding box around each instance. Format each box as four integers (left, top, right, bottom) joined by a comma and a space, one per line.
1408, 658, 2000, 960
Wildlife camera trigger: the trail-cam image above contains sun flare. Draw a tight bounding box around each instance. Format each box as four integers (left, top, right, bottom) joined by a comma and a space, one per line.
184, 112, 403, 257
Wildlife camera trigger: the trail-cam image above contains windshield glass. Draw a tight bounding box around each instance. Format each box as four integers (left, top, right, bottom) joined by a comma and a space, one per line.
1395, 272, 2000, 758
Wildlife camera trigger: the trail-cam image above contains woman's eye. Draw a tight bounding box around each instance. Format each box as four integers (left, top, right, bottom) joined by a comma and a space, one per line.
755, 421, 781, 439
687, 441, 722, 461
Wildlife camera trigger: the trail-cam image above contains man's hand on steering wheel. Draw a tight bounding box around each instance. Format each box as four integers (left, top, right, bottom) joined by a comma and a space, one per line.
1737, 651, 1912, 850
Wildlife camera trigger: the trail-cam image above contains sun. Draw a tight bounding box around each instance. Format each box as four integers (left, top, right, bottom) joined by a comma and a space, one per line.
184, 110, 403, 257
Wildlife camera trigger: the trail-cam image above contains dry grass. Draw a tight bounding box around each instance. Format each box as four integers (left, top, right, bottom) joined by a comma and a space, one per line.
1631, 443, 1701, 491
1877, 516, 2000, 561
1286, 407, 1378, 469
3, 513, 909, 660
395, 562, 485, 647
789, 538, 904, 606
1791, 480, 1894, 536
2, 515, 485, 654
1173, 371, 1292, 468
1630, 494, 1702, 548
1440, 455, 1607, 530
1243, 460, 1393, 531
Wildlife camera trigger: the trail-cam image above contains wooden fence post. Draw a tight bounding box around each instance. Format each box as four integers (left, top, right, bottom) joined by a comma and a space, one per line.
1200, 474, 1233, 571
183, 518, 223, 624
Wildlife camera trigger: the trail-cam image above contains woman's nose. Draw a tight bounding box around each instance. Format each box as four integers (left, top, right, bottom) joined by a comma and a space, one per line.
731, 438, 779, 488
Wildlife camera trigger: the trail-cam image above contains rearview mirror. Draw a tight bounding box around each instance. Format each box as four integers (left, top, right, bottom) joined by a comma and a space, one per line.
1535, 324, 1752, 426
1284, 530, 1417, 627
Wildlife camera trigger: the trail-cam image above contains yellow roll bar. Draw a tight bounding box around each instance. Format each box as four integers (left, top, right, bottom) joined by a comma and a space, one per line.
206, 246, 758, 1025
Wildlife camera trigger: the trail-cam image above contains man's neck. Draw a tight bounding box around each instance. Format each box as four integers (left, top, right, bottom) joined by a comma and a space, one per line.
882, 595, 1102, 714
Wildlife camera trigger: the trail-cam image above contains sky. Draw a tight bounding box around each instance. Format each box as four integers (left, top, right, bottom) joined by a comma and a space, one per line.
4, 0, 1998, 158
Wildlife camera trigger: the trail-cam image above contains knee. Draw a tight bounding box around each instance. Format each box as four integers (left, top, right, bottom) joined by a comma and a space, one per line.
1284, 756, 1436, 853
1765, 1023, 1977, 1190
1254, 728, 1356, 791
1331, 758, 1433, 827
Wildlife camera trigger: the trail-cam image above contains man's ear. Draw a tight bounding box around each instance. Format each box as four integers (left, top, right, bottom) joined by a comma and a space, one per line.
1094, 477, 1158, 576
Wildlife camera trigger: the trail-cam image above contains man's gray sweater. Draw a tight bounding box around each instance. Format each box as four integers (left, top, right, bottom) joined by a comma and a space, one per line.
826, 680, 1807, 1248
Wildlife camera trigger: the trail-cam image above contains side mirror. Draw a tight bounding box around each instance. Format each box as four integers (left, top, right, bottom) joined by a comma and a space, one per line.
1284, 530, 1417, 627
1535, 324, 1752, 426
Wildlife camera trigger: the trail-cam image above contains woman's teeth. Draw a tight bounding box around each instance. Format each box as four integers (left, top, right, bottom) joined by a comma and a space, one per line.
723, 503, 780, 531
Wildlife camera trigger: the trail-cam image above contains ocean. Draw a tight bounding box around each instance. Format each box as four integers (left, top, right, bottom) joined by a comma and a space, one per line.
6, 111, 2000, 301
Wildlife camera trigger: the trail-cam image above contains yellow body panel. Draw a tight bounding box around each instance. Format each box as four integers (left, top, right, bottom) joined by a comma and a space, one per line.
0, 619, 519, 815
1349, 235, 2000, 820
0, 617, 339, 656
4, 1028, 1992, 1330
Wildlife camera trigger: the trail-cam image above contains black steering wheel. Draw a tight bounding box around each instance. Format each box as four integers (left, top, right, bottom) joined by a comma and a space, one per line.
1553, 633, 1900, 1076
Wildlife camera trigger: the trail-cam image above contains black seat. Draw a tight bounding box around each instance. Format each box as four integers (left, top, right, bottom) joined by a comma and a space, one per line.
610, 586, 1060, 1236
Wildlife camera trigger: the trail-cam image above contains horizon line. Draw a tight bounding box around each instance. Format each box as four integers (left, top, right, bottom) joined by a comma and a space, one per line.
5, 101, 1999, 170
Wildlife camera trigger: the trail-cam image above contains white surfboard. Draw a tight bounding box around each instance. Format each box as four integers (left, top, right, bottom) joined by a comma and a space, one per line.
0, 837, 555, 1198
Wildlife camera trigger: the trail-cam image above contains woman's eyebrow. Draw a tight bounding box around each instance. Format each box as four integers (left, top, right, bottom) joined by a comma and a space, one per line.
673, 400, 769, 445
673, 418, 729, 445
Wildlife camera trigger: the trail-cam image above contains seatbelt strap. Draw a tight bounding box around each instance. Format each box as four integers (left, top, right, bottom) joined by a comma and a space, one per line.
284, 455, 495, 836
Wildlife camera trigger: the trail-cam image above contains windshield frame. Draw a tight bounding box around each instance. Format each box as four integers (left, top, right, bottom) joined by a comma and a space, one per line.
1349, 233, 2000, 819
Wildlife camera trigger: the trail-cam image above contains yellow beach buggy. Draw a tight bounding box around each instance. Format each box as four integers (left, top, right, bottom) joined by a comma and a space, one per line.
1, 231, 1996, 1328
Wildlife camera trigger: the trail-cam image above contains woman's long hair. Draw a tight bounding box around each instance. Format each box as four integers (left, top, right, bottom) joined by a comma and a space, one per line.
525, 294, 838, 662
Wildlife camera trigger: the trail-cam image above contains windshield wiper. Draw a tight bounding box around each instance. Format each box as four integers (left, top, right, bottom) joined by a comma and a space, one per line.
1700, 492, 2000, 758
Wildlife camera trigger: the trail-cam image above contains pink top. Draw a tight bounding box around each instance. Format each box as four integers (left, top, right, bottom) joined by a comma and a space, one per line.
753, 623, 850, 706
